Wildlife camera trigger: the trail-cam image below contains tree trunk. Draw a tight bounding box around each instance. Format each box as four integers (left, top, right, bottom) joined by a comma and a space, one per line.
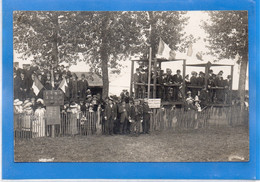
51, 13, 59, 66
238, 57, 248, 108
100, 13, 110, 99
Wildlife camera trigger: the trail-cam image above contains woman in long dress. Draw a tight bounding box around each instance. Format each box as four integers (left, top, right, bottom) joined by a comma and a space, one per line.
32, 100, 46, 138
69, 102, 79, 135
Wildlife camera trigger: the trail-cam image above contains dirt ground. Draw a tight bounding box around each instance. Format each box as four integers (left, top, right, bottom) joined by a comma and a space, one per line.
14, 126, 249, 162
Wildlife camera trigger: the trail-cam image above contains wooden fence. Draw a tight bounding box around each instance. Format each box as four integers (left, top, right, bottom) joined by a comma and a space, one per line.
14, 105, 248, 140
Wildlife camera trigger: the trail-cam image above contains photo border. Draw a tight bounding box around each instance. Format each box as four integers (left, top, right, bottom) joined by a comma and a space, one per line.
2, 0, 259, 179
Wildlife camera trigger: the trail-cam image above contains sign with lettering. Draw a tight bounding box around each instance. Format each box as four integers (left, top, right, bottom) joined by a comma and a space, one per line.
147, 99, 161, 108
43, 90, 64, 106
46, 106, 61, 125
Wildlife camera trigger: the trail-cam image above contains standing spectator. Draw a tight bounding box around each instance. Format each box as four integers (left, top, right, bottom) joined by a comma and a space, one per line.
68, 102, 79, 136
19, 72, 28, 101
66, 66, 72, 78
103, 97, 117, 135
54, 73, 61, 90
70, 73, 78, 101
118, 100, 129, 134
14, 72, 21, 99
190, 71, 198, 97
215, 71, 225, 103
133, 68, 141, 98
142, 100, 151, 134
78, 73, 89, 102
44, 73, 52, 90
32, 99, 46, 138
172, 69, 183, 101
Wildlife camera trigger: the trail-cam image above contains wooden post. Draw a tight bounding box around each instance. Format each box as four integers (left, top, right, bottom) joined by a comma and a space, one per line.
148, 47, 152, 99
182, 59, 186, 101
130, 60, 134, 97
205, 62, 209, 87
153, 59, 157, 98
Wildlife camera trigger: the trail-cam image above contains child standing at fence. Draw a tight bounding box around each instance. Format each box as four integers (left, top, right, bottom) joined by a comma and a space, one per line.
14, 99, 23, 130
69, 102, 79, 136
32, 99, 46, 138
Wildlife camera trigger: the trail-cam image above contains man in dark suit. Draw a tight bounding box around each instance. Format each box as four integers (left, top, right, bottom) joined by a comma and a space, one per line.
215, 71, 225, 103
19, 72, 28, 100
190, 71, 198, 98
78, 73, 89, 102
13, 72, 21, 99
118, 100, 130, 134
172, 69, 183, 101
163, 68, 173, 100
104, 97, 118, 135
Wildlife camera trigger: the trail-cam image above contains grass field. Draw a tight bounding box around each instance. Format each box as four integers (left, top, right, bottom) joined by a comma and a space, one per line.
14, 125, 249, 162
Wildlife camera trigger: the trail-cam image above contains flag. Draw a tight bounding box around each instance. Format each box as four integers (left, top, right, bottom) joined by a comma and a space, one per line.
196, 52, 203, 61
51, 69, 54, 89
32, 77, 44, 96
156, 38, 176, 60
187, 43, 193, 56
59, 78, 68, 93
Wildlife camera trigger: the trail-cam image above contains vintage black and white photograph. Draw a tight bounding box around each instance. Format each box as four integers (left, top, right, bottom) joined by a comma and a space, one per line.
13, 11, 249, 162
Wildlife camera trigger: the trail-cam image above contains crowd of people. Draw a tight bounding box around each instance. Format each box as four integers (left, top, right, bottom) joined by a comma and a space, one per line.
133, 65, 232, 104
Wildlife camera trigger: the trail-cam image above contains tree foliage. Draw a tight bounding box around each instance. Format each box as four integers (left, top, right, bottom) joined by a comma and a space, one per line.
13, 11, 189, 97
202, 11, 248, 103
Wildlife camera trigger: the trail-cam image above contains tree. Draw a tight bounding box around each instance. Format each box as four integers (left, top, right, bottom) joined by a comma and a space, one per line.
202, 11, 248, 104
13, 11, 189, 98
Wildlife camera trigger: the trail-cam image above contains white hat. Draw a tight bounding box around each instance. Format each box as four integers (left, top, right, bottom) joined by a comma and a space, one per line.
36, 98, 44, 104
23, 99, 30, 105
194, 95, 200, 102
23, 102, 32, 109
14, 99, 23, 106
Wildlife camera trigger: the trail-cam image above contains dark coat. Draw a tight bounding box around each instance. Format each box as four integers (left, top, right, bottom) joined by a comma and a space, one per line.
104, 104, 117, 120
172, 74, 183, 84
118, 104, 130, 123
190, 76, 197, 86
78, 79, 89, 92
196, 76, 204, 86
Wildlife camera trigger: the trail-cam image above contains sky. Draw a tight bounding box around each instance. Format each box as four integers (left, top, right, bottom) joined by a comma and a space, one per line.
14, 11, 248, 96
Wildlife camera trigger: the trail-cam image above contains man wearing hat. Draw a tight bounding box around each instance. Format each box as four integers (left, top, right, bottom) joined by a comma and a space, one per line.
172, 69, 183, 101
133, 68, 141, 98
190, 71, 198, 98
78, 73, 89, 102
163, 68, 173, 100
70, 73, 78, 101
19, 72, 29, 101
103, 97, 117, 135
215, 71, 225, 103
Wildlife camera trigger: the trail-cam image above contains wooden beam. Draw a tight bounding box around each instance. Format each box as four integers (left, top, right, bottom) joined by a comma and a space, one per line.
182, 59, 186, 101
148, 47, 152, 99
153, 58, 157, 98
130, 60, 134, 97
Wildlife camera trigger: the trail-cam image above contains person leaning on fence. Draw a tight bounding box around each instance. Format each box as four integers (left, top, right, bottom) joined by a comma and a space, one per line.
104, 97, 117, 135
68, 102, 79, 136
190, 71, 198, 98
14, 99, 23, 131
172, 69, 183, 101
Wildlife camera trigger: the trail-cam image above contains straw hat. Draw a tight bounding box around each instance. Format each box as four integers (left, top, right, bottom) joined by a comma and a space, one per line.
23, 102, 32, 109
70, 102, 78, 108
23, 99, 30, 105
187, 91, 192, 94
14, 99, 23, 106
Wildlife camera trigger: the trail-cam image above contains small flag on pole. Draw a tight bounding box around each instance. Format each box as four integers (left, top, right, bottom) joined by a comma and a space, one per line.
187, 43, 193, 57
196, 52, 203, 61
32, 77, 44, 96
156, 38, 176, 60
59, 78, 68, 93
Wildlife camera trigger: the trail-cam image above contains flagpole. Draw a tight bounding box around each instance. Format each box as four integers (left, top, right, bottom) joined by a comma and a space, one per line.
148, 47, 152, 99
